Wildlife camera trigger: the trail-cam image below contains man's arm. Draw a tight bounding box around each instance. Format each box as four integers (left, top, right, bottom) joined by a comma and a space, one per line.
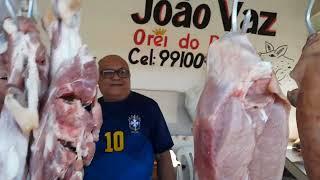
156, 150, 175, 180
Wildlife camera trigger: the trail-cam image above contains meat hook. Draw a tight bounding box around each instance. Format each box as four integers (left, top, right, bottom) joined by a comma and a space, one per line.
5, 0, 17, 24
231, 0, 238, 32
27, 0, 34, 18
306, 0, 316, 35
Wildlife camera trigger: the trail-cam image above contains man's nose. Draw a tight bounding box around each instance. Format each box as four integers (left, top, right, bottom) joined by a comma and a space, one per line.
112, 73, 121, 80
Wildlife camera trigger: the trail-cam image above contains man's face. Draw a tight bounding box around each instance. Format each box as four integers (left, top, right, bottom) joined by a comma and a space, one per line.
98, 57, 131, 101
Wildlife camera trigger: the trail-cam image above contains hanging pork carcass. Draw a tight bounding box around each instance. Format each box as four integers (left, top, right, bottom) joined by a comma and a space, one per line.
28, 0, 102, 179
193, 5, 290, 180
0, 15, 49, 180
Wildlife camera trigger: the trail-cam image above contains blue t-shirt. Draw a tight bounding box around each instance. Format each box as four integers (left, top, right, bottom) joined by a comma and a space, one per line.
84, 91, 174, 180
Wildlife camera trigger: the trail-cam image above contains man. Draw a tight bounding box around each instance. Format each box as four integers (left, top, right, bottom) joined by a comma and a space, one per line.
84, 55, 175, 180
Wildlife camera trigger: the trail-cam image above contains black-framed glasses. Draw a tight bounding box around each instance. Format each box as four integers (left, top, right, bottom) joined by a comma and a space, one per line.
100, 68, 130, 79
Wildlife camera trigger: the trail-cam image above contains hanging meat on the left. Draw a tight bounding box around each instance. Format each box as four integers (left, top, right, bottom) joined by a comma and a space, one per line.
0, 16, 49, 180
0, 35, 9, 111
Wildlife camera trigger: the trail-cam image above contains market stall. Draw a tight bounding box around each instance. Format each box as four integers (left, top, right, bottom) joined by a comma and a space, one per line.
1, 0, 319, 179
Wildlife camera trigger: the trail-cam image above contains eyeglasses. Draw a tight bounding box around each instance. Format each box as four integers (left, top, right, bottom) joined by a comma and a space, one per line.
100, 68, 130, 79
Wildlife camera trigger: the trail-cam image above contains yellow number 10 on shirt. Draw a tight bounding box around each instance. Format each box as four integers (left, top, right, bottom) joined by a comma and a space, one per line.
105, 131, 124, 152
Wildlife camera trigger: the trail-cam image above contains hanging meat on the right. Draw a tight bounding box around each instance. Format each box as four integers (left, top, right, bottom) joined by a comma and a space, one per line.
193, 32, 290, 180
287, 32, 320, 180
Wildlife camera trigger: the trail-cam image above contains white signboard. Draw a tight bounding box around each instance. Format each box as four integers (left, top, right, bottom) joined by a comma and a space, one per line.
38, 0, 310, 139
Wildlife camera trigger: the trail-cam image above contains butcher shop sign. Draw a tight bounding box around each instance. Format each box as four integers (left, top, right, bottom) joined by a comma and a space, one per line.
72, 0, 308, 91
128, 0, 279, 69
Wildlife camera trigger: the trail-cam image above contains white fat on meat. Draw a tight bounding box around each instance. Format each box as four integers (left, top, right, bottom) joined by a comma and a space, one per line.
6, 146, 20, 179
53, 0, 81, 27
3, 18, 40, 134
194, 32, 290, 180
44, 131, 55, 158
51, 23, 82, 77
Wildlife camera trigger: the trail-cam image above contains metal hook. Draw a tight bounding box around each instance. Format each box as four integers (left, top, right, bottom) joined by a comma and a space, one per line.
231, 0, 239, 32
241, 10, 252, 33
5, 0, 17, 23
27, 0, 34, 18
306, 0, 316, 34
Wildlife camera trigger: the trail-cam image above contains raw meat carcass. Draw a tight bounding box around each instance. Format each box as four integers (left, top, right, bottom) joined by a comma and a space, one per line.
0, 45, 9, 111
0, 16, 49, 180
193, 32, 290, 180
29, 0, 102, 179
287, 32, 320, 180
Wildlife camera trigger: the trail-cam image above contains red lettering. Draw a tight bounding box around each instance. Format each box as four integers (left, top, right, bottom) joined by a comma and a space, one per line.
164, 36, 168, 48
133, 29, 168, 47
179, 33, 190, 49
147, 34, 155, 46
209, 35, 219, 45
154, 36, 163, 46
190, 39, 200, 50
134, 29, 146, 45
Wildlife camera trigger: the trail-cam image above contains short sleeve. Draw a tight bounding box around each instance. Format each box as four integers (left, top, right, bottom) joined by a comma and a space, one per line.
150, 101, 174, 154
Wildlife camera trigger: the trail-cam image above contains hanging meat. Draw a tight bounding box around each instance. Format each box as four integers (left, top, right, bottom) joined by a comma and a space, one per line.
193, 8, 290, 178
28, 0, 102, 179
0, 34, 9, 111
288, 32, 320, 180
0, 15, 49, 180
286, 1, 320, 179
